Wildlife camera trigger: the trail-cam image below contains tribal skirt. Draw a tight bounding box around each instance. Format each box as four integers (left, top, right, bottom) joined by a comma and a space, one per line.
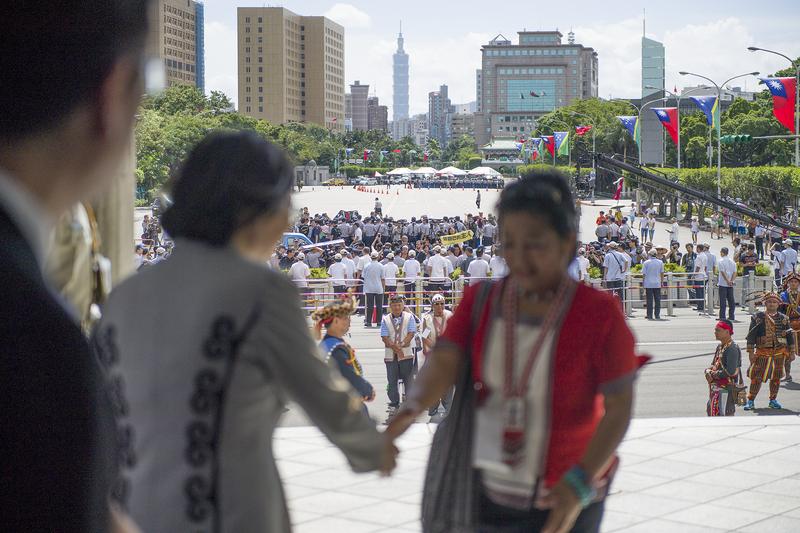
748, 354, 785, 382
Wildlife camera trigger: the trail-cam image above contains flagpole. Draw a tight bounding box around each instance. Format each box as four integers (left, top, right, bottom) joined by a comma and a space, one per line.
680, 71, 760, 198
611, 99, 642, 164
569, 111, 596, 175
748, 47, 799, 166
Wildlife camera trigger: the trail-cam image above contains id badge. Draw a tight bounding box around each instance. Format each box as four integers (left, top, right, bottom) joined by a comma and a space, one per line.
501, 396, 526, 467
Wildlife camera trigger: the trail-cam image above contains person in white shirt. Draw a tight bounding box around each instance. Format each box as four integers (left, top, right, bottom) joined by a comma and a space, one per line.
382, 253, 400, 315
402, 250, 421, 313
466, 248, 490, 285
717, 247, 737, 321
426, 247, 453, 298
771, 243, 785, 287
353, 224, 363, 244
690, 217, 700, 244
575, 248, 591, 283
602, 241, 629, 305
289, 253, 311, 289
668, 218, 680, 243
647, 214, 656, 243
327, 253, 349, 294
782, 239, 797, 274
702, 242, 716, 281
488, 246, 508, 279
419, 293, 454, 418
693, 244, 709, 312
642, 249, 664, 319
619, 219, 631, 240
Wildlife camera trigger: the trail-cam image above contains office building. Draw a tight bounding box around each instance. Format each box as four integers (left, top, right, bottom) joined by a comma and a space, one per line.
454, 102, 477, 114
367, 96, 388, 131
476, 70, 483, 113
451, 112, 476, 139
237, 7, 345, 130
346, 80, 369, 131
147, 0, 205, 89
410, 114, 429, 147
391, 118, 410, 140
475, 30, 598, 146
428, 85, 454, 147
641, 36, 665, 165
393, 24, 409, 122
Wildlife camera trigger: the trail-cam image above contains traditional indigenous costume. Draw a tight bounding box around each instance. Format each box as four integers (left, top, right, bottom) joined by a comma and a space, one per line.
312, 296, 374, 413
705, 322, 741, 417
745, 292, 795, 409
779, 272, 800, 381
420, 296, 454, 416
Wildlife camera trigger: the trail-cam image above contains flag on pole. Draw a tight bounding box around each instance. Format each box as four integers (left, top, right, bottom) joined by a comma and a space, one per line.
612, 176, 624, 201
345, 148, 354, 155
759, 77, 797, 133
652, 107, 679, 146
554, 131, 570, 156
363, 149, 372, 162
689, 96, 719, 129
542, 135, 555, 158
616, 116, 641, 148
575, 125, 592, 136
379, 150, 389, 163
423, 152, 429, 162
392, 149, 402, 153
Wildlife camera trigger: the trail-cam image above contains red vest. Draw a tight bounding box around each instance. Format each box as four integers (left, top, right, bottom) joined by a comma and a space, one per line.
441, 281, 648, 486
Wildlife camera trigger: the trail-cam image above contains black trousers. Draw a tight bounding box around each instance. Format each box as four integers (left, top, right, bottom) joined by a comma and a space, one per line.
365, 292, 384, 326
605, 279, 624, 305
386, 358, 415, 407
694, 281, 706, 311
382, 286, 397, 315
479, 491, 605, 533
756, 237, 765, 259
718, 285, 735, 320
645, 287, 661, 319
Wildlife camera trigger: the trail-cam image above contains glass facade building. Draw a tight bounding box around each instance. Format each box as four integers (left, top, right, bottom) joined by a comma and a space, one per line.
641, 37, 665, 165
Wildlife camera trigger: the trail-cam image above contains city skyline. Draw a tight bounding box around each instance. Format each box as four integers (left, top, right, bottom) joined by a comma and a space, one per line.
203, 1, 799, 117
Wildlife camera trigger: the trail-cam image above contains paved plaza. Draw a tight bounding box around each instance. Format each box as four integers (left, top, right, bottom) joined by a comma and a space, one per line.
277, 416, 800, 533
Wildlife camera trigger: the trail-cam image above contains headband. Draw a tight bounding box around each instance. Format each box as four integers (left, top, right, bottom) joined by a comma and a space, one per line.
715, 321, 733, 334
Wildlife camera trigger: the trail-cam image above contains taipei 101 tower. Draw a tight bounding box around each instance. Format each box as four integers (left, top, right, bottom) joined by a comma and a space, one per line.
392, 22, 409, 122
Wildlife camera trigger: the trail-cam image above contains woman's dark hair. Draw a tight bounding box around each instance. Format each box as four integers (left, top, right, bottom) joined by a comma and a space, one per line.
161, 131, 294, 246
496, 169, 576, 236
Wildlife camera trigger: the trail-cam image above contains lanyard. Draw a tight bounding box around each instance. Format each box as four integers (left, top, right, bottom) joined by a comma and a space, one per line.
502, 277, 569, 399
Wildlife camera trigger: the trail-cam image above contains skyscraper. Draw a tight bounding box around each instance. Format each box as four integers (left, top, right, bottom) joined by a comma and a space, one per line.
146, 0, 204, 89
474, 31, 598, 146
428, 85, 453, 148
348, 81, 370, 131
237, 7, 345, 130
393, 22, 409, 122
641, 35, 665, 165
367, 97, 388, 132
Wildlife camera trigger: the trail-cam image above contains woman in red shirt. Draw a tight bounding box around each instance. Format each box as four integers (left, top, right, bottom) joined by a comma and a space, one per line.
388, 170, 647, 533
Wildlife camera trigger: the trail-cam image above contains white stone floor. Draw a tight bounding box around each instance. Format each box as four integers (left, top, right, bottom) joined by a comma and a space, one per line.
276, 416, 800, 532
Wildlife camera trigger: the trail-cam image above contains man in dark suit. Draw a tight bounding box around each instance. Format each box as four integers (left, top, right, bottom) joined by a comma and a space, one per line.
0, 2, 150, 531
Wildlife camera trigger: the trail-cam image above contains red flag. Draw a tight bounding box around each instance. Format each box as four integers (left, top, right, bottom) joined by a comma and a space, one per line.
575, 125, 592, 136
363, 150, 369, 162
543, 135, 555, 158
532, 150, 539, 161
613, 177, 624, 201
392, 149, 402, 153
331, 117, 337, 122
423, 152, 428, 162
652, 107, 679, 146
760, 77, 797, 133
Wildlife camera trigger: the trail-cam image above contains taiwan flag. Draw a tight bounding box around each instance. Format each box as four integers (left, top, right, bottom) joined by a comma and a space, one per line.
575, 125, 592, 136
363, 149, 372, 162
652, 107, 679, 146
423, 152, 429, 162
392, 149, 402, 153
542, 135, 555, 158
760, 77, 797, 133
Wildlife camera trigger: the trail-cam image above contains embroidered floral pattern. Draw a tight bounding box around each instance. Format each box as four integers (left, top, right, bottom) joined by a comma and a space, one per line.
93, 325, 135, 509
185, 315, 241, 529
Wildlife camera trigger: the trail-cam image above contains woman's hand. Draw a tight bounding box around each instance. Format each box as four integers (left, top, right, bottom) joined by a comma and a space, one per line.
540, 479, 582, 533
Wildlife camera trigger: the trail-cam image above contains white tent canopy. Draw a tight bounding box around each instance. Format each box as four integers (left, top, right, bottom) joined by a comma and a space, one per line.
413, 166, 437, 175
467, 166, 502, 176
374, 171, 383, 177
387, 167, 412, 175
436, 166, 467, 176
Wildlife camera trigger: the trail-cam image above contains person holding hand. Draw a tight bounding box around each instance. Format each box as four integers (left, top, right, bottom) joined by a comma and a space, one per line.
387, 170, 647, 533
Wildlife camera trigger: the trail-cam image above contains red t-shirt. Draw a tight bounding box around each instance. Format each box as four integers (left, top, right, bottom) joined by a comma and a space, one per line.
440, 280, 645, 486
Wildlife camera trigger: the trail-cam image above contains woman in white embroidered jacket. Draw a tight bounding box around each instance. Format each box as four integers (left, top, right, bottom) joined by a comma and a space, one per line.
92, 131, 396, 533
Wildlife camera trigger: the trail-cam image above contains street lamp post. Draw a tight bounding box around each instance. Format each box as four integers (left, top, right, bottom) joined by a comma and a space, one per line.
611, 98, 669, 165
679, 71, 760, 199
748, 46, 800, 166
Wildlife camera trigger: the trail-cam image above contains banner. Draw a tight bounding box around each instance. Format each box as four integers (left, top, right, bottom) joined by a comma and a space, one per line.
440, 230, 474, 246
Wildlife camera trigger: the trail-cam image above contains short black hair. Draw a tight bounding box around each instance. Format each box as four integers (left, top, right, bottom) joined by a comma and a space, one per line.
161, 131, 294, 246
497, 169, 576, 236
0, 0, 151, 140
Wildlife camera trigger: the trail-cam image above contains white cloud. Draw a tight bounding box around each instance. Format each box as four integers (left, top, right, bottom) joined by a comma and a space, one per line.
204, 20, 238, 103
323, 3, 371, 29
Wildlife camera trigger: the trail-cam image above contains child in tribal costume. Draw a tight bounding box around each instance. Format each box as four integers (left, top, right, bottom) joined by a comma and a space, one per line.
744, 292, 796, 410
779, 272, 800, 382
705, 320, 741, 416
312, 295, 376, 414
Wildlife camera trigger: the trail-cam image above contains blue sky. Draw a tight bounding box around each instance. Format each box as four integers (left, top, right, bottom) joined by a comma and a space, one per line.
202, 0, 800, 115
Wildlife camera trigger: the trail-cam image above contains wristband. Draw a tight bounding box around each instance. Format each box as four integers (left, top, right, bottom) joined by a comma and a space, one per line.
563, 465, 597, 508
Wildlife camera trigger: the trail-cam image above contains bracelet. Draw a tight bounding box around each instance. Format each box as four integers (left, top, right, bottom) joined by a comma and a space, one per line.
563, 465, 597, 508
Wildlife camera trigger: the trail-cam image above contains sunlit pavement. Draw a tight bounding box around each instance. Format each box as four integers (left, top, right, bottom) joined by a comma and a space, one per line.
277, 416, 800, 533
